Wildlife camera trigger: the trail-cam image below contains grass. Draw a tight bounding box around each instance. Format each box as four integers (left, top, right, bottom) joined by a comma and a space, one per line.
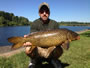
0, 31, 90, 68
60, 31, 90, 68
0, 52, 29, 68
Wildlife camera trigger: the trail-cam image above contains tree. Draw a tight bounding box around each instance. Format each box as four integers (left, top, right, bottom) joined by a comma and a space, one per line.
0, 11, 31, 26
0, 16, 5, 26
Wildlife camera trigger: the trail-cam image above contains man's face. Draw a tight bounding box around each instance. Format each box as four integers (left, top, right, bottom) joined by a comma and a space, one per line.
39, 8, 50, 21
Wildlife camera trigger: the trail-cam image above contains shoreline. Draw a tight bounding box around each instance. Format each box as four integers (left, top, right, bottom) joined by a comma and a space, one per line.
0, 45, 12, 54
0, 29, 90, 57
0, 46, 25, 57
75, 29, 90, 34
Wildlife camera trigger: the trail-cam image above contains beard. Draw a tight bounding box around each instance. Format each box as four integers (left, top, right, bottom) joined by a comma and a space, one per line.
42, 15, 48, 20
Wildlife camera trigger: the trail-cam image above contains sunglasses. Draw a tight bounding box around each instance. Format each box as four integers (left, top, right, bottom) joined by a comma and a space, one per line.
39, 10, 49, 14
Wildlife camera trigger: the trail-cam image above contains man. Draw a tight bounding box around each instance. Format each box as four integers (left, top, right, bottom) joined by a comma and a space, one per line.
24, 2, 63, 68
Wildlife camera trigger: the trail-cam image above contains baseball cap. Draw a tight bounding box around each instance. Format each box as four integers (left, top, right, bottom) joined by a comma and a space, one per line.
39, 2, 50, 14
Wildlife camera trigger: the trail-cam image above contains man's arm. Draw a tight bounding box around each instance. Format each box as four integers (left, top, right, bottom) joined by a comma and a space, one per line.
54, 21, 59, 29
30, 21, 39, 33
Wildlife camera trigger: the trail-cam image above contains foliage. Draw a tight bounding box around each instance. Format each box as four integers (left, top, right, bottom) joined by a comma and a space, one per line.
0, 11, 32, 26
58, 21, 90, 26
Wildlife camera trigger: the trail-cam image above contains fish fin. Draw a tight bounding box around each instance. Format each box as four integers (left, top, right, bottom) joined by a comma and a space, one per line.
8, 37, 24, 43
69, 39, 71, 42
11, 42, 24, 49
61, 40, 70, 50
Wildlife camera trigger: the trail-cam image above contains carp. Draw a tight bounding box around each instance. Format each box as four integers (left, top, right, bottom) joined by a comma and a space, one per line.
8, 28, 80, 50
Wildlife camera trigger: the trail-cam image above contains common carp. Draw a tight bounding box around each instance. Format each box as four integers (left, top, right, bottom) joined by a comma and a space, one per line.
8, 28, 80, 50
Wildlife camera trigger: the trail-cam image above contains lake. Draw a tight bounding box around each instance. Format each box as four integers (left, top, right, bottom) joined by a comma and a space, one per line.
0, 26, 90, 46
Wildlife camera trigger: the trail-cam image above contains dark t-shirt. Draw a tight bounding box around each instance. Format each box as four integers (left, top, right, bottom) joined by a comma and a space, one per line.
30, 18, 59, 33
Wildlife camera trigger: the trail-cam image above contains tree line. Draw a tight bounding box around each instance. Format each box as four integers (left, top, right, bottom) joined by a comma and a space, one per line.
0, 11, 32, 26
0, 11, 90, 27
58, 21, 90, 26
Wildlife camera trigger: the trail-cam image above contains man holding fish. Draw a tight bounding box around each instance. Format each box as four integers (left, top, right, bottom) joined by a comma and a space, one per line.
8, 2, 80, 68
24, 2, 62, 68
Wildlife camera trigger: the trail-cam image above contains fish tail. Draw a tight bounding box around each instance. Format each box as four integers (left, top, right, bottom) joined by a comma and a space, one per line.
8, 37, 24, 49
8, 37, 24, 43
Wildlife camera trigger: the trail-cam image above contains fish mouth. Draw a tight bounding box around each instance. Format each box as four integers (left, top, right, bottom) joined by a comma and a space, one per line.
77, 36, 80, 40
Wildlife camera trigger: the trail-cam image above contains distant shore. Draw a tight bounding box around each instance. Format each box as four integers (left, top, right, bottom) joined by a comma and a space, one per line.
0, 29, 90, 57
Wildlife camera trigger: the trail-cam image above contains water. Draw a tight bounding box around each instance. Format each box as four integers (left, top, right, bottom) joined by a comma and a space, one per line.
0, 26, 30, 46
60, 26, 90, 31
0, 26, 90, 46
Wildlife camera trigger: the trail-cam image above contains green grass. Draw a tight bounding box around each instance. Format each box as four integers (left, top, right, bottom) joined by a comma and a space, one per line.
0, 31, 90, 68
0, 52, 30, 68
60, 31, 90, 68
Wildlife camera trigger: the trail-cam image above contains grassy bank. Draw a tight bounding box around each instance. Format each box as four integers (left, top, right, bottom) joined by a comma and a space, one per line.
60, 31, 90, 68
0, 31, 90, 68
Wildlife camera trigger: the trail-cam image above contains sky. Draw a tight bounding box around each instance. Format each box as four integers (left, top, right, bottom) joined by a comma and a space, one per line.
0, 0, 90, 22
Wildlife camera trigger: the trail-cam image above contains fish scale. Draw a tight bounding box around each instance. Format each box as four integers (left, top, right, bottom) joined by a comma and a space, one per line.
8, 28, 80, 49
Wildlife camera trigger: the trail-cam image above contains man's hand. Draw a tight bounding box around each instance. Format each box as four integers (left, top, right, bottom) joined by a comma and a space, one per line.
23, 34, 33, 55
23, 35, 32, 47
23, 42, 32, 47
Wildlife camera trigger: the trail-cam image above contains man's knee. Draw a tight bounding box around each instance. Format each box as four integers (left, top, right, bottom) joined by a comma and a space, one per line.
50, 46, 63, 59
